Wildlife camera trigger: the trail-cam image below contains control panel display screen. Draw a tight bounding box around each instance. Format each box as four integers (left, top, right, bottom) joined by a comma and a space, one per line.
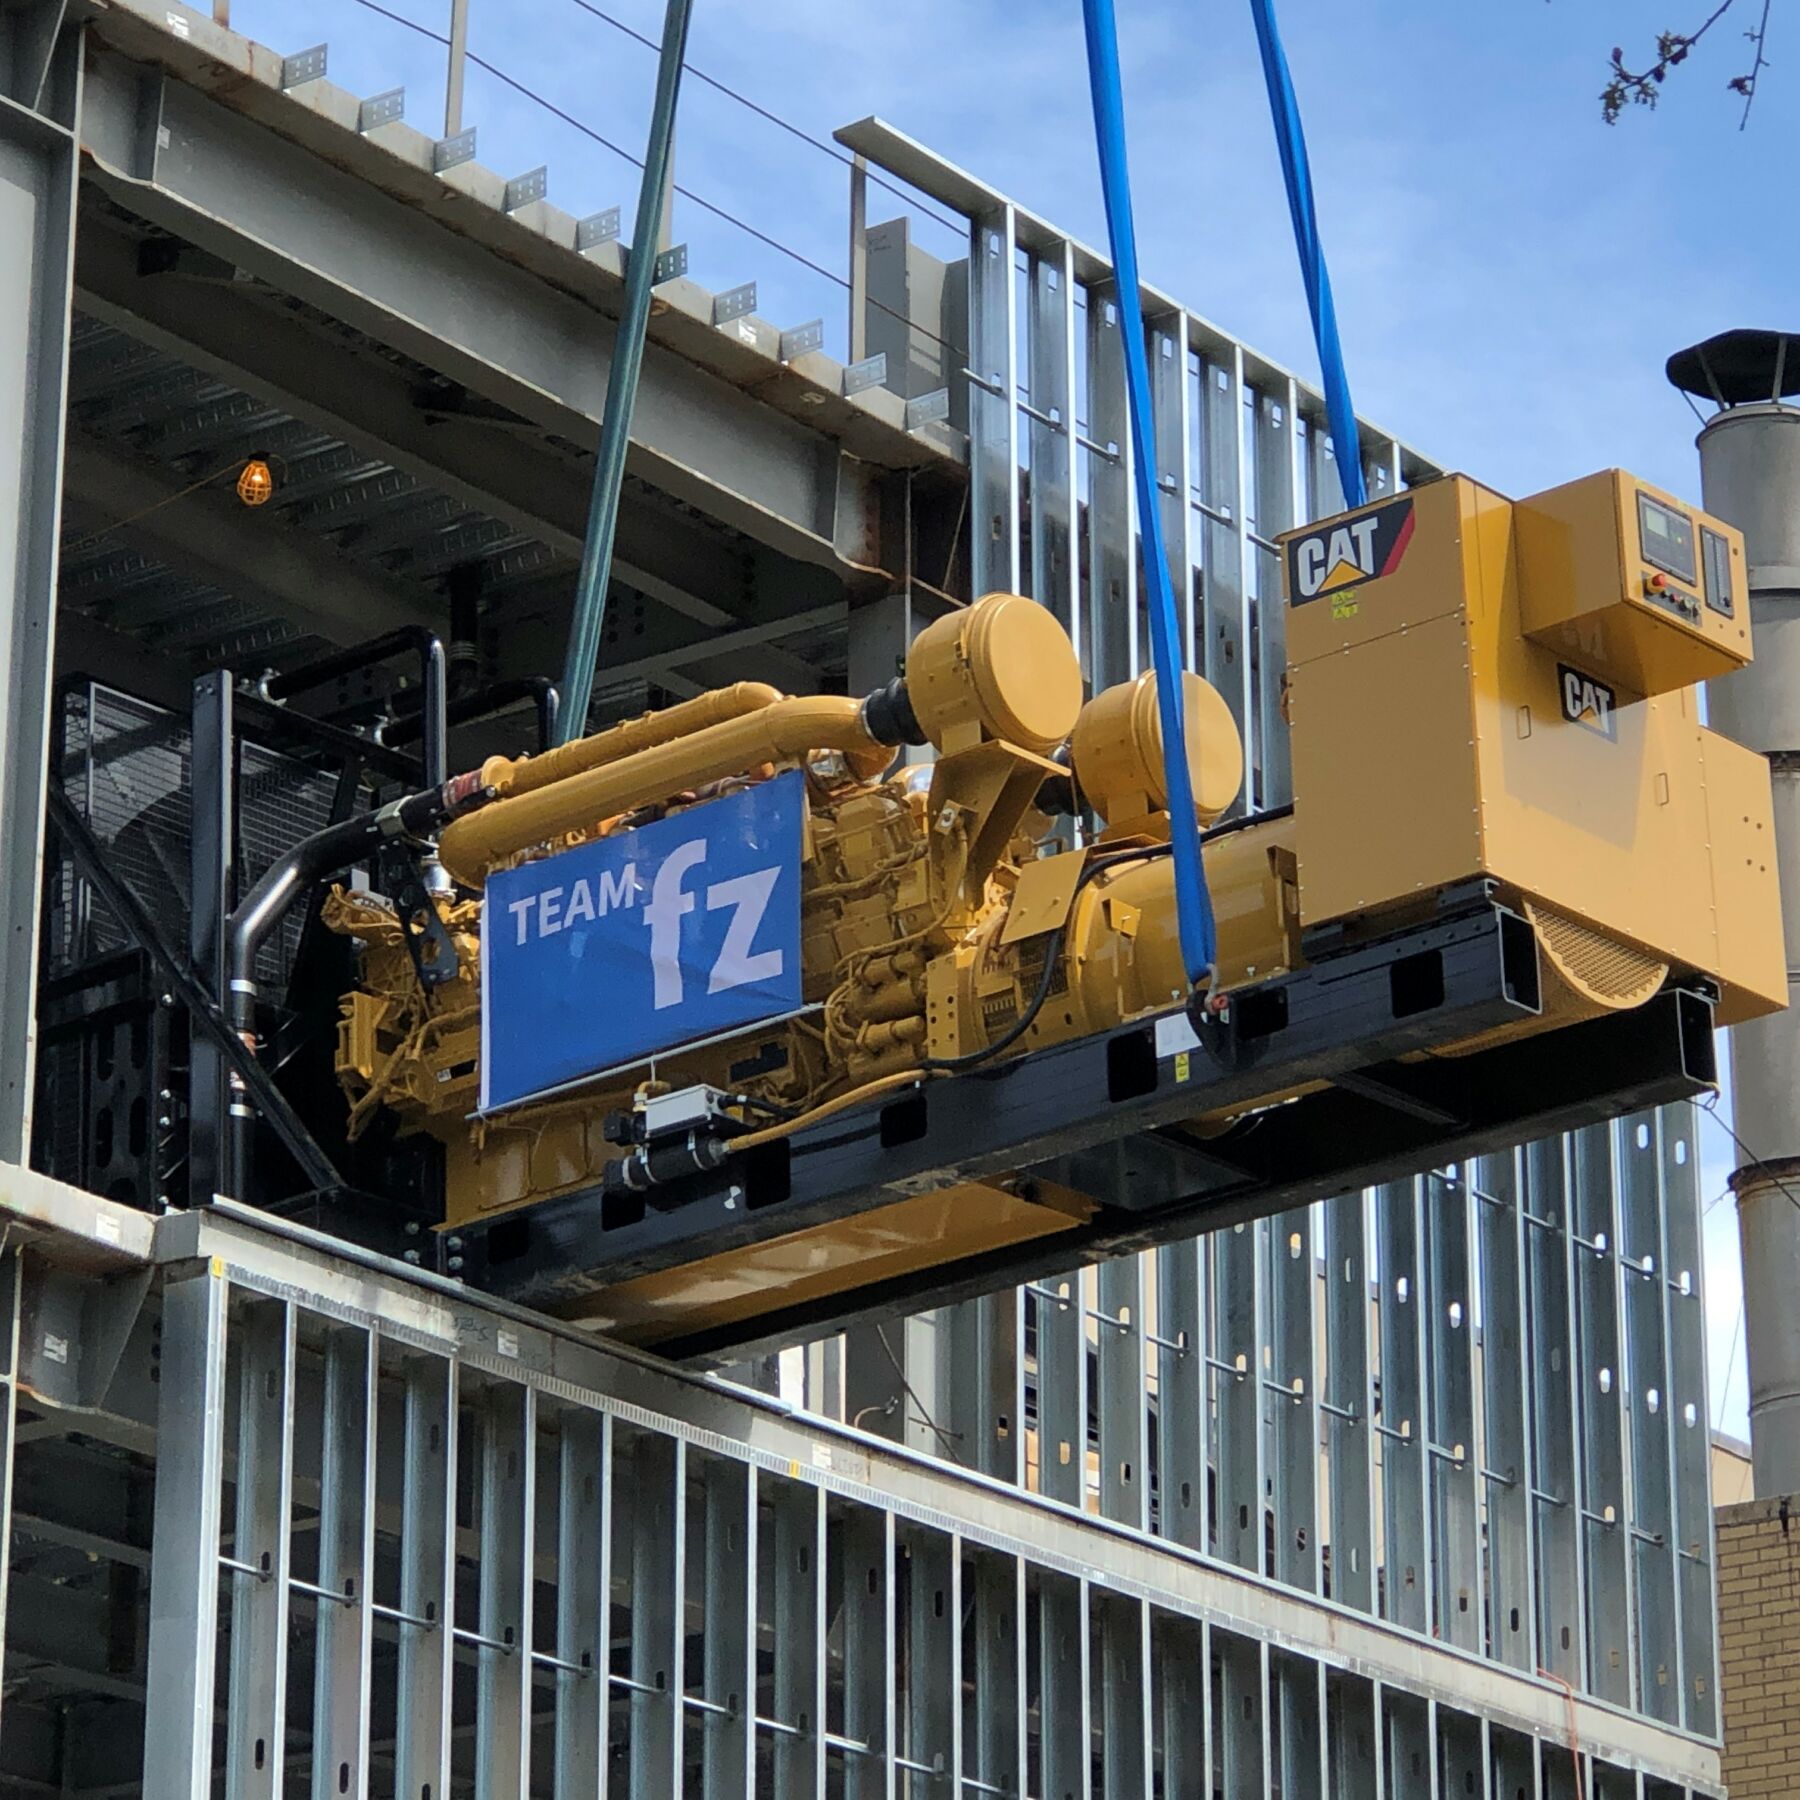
1638, 492, 1698, 587
1703, 527, 1736, 617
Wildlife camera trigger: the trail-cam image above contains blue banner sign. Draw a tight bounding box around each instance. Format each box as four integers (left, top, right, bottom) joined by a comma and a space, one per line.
480, 772, 805, 1111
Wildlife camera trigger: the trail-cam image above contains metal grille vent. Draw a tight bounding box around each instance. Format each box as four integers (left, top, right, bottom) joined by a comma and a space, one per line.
1526, 899, 1668, 1012
52, 682, 342, 985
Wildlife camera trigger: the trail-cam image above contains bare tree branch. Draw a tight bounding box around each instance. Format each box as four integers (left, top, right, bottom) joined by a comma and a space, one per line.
1729, 0, 1776, 125
1593, 0, 1777, 123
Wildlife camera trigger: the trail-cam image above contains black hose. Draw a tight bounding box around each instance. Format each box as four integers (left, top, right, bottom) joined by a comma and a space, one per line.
265, 627, 449, 789
223, 777, 487, 1192
920, 844, 1174, 1074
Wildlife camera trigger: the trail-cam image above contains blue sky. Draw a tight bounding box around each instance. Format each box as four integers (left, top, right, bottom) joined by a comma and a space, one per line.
224, 0, 1786, 1434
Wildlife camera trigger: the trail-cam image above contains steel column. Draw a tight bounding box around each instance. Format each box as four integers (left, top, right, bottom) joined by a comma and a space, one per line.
0, 19, 79, 1164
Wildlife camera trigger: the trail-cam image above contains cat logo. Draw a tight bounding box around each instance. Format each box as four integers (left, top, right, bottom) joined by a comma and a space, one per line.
1558, 663, 1617, 740
1285, 496, 1415, 606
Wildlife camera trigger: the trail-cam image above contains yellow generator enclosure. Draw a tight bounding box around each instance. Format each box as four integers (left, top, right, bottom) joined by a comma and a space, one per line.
1282, 472, 1782, 1027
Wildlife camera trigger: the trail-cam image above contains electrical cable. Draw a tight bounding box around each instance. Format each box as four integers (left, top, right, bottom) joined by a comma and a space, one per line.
1247, 0, 1366, 508
920, 845, 1172, 1073
58, 456, 260, 557
874, 1322, 964, 1464
1699, 1091, 1800, 1219
560, 0, 966, 237
723, 1067, 937, 1154
347, 0, 967, 360
1080, 0, 1216, 985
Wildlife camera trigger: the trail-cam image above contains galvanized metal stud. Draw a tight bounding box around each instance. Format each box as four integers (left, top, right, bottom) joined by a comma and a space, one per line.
1154, 1239, 1207, 1553
1376, 1178, 1433, 1634
1620, 1116, 1681, 1723
1476, 1148, 1539, 1673
553, 1407, 607, 1793
1571, 1122, 1633, 1707
1525, 1132, 1589, 1686
311, 1324, 376, 1800
472, 1379, 534, 1798
393, 1351, 456, 1800
1212, 1220, 1263, 1574
143, 1269, 230, 1800
1036, 1572, 1090, 1800
1085, 283, 1134, 691
1323, 1192, 1376, 1613
1267, 1206, 1321, 1594
1095, 1255, 1148, 1529
1027, 240, 1080, 646
1425, 1171, 1481, 1652
1657, 1104, 1719, 1736
225, 1299, 295, 1800
967, 206, 1021, 598
1033, 1268, 1088, 1510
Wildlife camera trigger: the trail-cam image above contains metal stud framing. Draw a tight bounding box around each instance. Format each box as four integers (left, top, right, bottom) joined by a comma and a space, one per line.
825, 138, 1725, 1779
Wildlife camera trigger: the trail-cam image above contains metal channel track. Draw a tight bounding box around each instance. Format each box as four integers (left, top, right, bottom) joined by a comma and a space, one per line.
0, 1162, 1725, 1795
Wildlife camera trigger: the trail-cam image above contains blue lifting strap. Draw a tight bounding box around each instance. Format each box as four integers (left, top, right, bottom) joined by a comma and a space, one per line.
1081, 0, 1218, 983
1248, 0, 1366, 508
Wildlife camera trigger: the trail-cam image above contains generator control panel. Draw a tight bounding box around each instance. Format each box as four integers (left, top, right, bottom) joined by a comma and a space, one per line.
1514, 469, 1749, 696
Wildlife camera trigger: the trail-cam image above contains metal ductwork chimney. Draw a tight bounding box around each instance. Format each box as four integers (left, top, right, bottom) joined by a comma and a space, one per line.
1670, 328, 1800, 1498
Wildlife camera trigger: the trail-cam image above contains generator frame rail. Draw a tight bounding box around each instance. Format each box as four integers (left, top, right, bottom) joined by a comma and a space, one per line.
462, 896, 1717, 1360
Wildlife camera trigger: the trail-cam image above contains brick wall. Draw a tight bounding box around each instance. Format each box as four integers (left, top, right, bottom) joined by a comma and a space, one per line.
1718, 1493, 1800, 1798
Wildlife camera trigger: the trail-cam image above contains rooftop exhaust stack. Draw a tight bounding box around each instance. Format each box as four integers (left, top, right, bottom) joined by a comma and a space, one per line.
1670, 328, 1800, 1498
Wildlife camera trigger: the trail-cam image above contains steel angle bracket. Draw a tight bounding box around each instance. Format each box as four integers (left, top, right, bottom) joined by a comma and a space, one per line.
462, 902, 1717, 1358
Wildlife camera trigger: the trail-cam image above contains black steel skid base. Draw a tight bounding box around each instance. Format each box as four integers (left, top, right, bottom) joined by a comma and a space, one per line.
461, 900, 1717, 1362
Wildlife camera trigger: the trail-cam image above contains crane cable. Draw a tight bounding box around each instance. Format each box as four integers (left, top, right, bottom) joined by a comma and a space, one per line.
1248, 0, 1367, 507
1080, 0, 1217, 984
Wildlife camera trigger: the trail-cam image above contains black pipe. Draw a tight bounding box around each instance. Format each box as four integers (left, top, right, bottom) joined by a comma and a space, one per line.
264, 627, 449, 790
223, 775, 489, 1192
386, 676, 560, 756
44, 782, 344, 1195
